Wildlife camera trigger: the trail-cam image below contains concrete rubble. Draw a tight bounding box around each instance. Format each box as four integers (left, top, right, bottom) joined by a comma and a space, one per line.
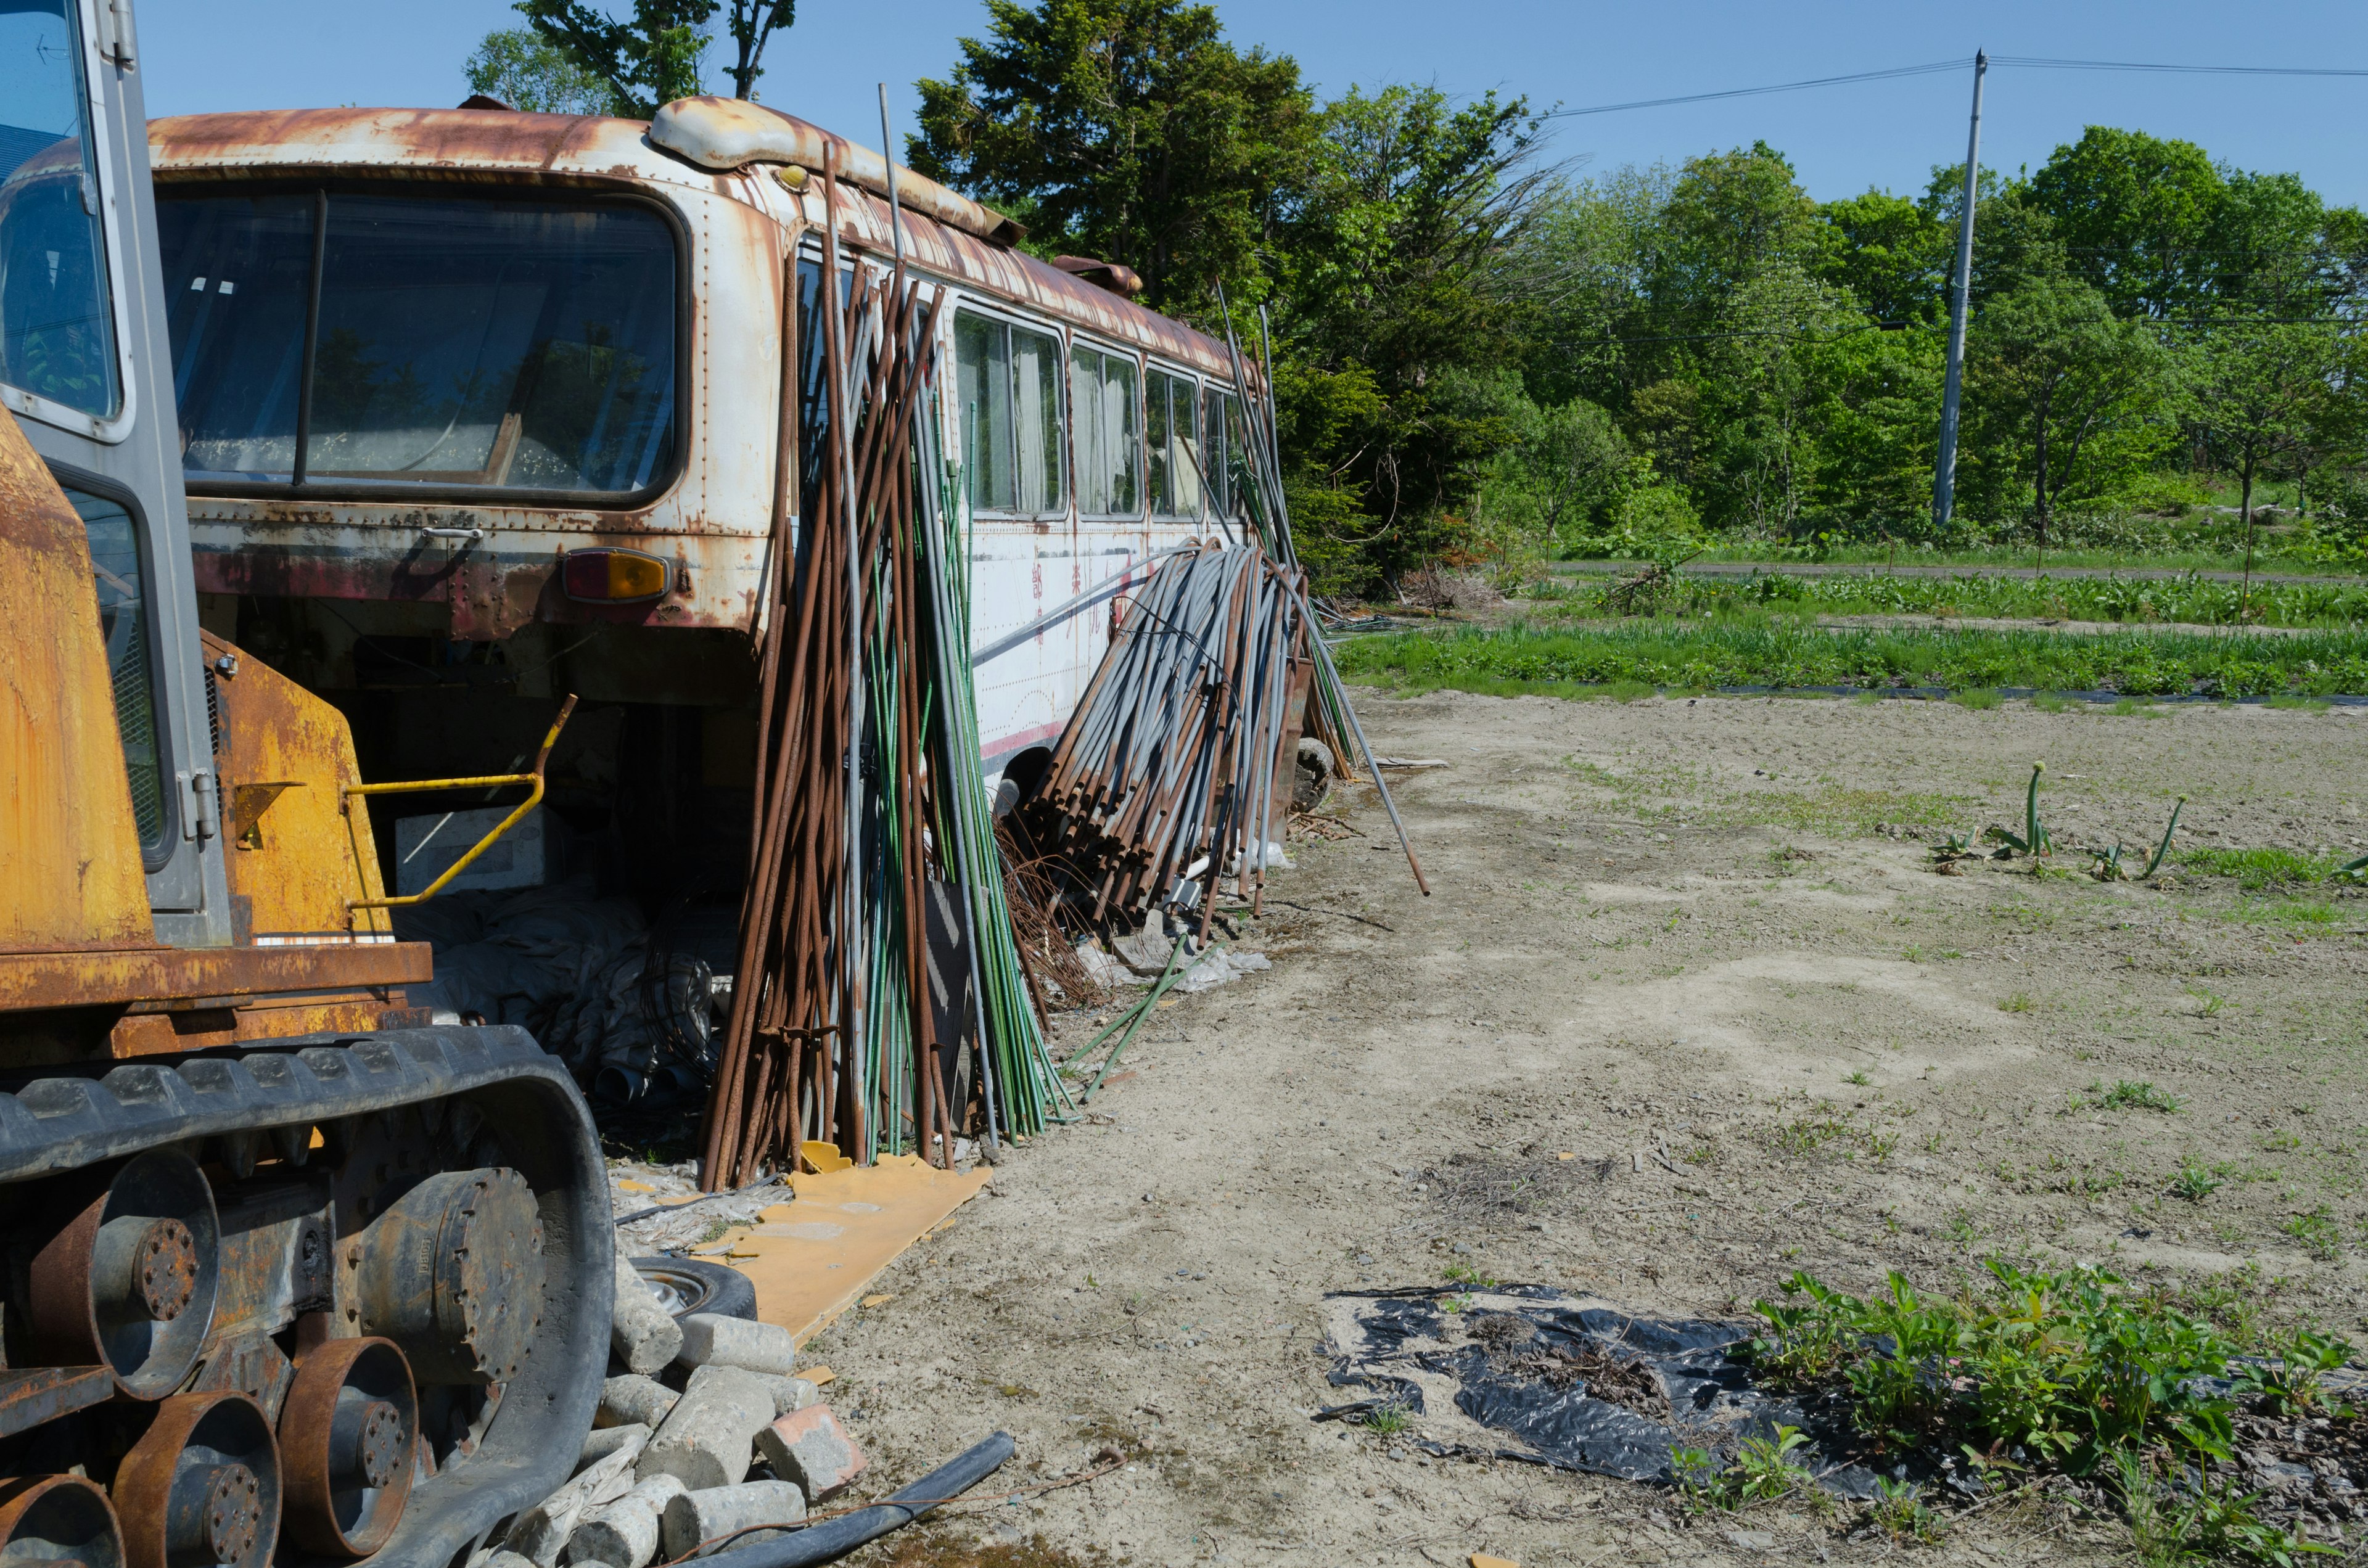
660, 1481, 807, 1558
506, 1278, 870, 1568
610, 1254, 683, 1374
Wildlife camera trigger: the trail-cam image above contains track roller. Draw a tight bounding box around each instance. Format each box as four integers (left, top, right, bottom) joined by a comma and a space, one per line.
28, 1150, 220, 1399
278, 1337, 417, 1559
0, 1476, 124, 1568
112, 1392, 280, 1568
353, 1168, 545, 1384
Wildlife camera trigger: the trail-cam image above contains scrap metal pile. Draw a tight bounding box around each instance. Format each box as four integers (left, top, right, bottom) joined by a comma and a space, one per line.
699, 169, 1058, 1192
1016, 298, 1427, 930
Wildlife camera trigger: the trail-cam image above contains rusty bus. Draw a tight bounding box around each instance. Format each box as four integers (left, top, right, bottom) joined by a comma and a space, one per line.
147, 97, 1262, 951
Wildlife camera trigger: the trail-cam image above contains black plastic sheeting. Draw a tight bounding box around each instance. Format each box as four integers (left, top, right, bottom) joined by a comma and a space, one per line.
1320, 1286, 1907, 1498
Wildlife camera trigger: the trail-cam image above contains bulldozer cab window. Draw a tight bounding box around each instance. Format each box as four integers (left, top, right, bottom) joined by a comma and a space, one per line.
64, 484, 168, 858
0, 0, 122, 421
954, 309, 1063, 517
160, 189, 678, 498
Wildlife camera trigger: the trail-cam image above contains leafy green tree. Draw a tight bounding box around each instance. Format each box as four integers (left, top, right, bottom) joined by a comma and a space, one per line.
2023, 126, 2225, 319
465, 28, 625, 114
2184, 314, 2349, 587
514, 0, 793, 117
1964, 276, 2176, 549
1813, 189, 1951, 325
910, 0, 1312, 310
1270, 83, 1552, 585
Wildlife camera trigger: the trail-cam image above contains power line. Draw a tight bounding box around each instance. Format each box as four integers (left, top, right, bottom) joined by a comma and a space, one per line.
1543, 62, 1963, 118
1547, 55, 2368, 120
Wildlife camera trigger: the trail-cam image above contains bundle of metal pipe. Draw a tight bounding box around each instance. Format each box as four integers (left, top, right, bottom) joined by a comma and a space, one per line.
699, 165, 1062, 1188
1024, 543, 1317, 930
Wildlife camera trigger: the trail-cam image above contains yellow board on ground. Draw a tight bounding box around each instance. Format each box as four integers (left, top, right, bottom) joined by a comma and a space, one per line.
719, 1152, 992, 1345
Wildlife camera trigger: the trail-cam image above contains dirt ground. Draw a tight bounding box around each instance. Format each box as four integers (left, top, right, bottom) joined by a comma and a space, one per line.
802, 688, 2368, 1567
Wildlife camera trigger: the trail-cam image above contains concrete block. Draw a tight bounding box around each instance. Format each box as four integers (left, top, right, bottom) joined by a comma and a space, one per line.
565, 1476, 686, 1568
612, 1255, 683, 1375
508, 1439, 643, 1566
760, 1375, 820, 1418
598, 1374, 679, 1430
577, 1423, 651, 1474
675, 1313, 800, 1376
659, 1482, 805, 1560
639, 1365, 775, 1490
753, 1405, 866, 1502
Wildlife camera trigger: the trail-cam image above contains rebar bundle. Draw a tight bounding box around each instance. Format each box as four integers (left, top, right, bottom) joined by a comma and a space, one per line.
700, 166, 1063, 1189
1026, 543, 1317, 929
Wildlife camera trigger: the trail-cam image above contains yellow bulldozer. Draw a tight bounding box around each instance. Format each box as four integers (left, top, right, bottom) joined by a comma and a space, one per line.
0, 4, 610, 1566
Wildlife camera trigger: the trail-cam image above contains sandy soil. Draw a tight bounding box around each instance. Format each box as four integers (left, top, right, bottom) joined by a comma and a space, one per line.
798, 689, 2368, 1567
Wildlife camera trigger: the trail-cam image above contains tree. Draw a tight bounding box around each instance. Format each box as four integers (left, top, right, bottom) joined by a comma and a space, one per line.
1812, 189, 1951, 326
1964, 276, 2175, 553
515, 0, 794, 117
2023, 126, 2224, 319
464, 28, 625, 115
910, 0, 1312, 310
2184, 313, 2349, 595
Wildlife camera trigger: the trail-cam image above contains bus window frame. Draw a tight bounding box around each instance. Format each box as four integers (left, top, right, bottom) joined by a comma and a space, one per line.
948, 297, 1067, 522
162, 176, 693, 512
1145, 361, 1207, 523
0, 0, 141, 445
1067, 332, 1145, 523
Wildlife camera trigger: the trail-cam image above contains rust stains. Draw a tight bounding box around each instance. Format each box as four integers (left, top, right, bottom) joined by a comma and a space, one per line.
0, 404, 153, 953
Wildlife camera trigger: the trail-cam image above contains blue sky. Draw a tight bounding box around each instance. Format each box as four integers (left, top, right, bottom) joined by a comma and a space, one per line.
139, 0, 2368, 207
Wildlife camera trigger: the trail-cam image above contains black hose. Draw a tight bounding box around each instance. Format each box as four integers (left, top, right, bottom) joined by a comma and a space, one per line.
689, 1431, 1016, 1567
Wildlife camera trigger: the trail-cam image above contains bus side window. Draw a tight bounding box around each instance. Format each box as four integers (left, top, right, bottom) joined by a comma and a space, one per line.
955, 310, 1064, 515
1200, 386, 1231, 521
1069, 343, 1139, 517
1148, 369, 1201, 519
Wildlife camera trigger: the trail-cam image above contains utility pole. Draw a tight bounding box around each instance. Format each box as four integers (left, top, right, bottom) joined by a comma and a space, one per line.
1931, 50, 1987, 533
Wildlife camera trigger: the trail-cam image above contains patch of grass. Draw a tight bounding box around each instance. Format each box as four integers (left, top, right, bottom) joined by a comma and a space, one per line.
2179, 845, 2356, 890
1950, 686, 2002, 710
1334, 620, 2368, 700
1999, 991, 2036, 1014
2032, 691, 2076, 713
1867, 1478, 1947, 1545
1843, 1070, 1873, 1086
2168, 1163, 2224, 1202
1362, 1402, 1413, 1435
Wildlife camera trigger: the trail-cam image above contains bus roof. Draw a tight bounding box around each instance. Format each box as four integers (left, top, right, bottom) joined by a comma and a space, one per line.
149, 106, 1251, 385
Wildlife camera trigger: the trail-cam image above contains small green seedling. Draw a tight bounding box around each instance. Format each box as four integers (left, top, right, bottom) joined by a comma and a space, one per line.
2235, 1328, 2353, 1417
2140, 795, 2187, 879
1986, 763, 2052, 860
2168, 1164, 2222, 1202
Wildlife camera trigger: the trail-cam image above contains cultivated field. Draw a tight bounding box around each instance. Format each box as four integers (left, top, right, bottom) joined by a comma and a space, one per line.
807, 688, 2367, 1567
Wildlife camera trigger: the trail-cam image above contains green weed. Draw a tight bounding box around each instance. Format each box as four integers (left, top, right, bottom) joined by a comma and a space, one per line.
1362, 1402, 1413, 1435
1951, 687, 2003, 710
2168, 1164, 2224, 1202
2179, 847, 2356, 890
2281, 1206, 2342, 1261
1868, 1477, 1947, 1544
1999, 992, 2036, 1014
2232, 1328, 2353, 1418
2093, 1080, 2183, 1113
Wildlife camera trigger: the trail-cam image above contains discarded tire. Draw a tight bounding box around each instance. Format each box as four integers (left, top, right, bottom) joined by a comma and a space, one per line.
1293, 736, 1334, 813
630, 1258, 757, 1322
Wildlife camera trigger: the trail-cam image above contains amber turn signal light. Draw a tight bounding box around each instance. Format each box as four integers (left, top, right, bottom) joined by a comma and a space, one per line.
561, 546, 671, 603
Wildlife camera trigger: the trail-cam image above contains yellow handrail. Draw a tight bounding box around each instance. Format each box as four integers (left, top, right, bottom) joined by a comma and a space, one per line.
345, 695, 577, 911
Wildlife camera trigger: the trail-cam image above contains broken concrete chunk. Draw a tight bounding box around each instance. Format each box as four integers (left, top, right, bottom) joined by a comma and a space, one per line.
675, 1313, 799, 1376
576, 1422, 651, 1474
754, 1405, 867, 1502
565, 1476, 687, 1568
639, 1364, 775, 1489
659, 1481, 806, 1559
507, 1439, 644, 1566
611, 1254, 684, 1376
761, 1374, 820, 1417
598, 1374, 680, 1431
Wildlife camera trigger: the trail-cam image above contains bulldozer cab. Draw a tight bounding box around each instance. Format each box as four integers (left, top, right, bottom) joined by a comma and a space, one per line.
2, 0, 229, 944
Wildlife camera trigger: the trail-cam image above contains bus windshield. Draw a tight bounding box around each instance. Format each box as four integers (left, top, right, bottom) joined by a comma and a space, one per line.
160, 189, 678, 498
0, 0, 120, 421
